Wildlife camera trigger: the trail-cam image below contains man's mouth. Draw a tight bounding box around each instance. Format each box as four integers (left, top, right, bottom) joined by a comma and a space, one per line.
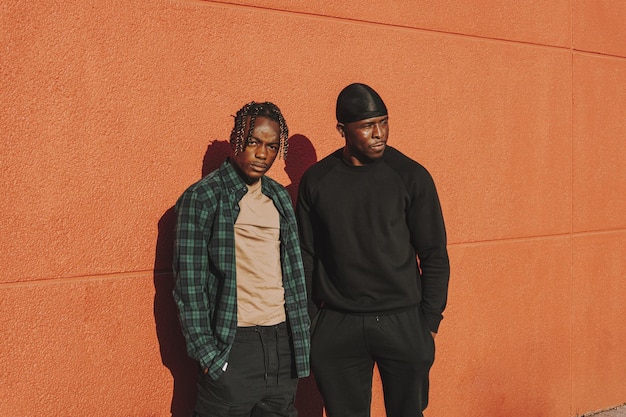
250, 163, 268, 171
371, 141, 386, 150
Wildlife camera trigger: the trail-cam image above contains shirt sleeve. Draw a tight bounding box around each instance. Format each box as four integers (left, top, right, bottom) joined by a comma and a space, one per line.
295, 173, 319, 320
172, 188, 219, 370
407, 169, 450, 333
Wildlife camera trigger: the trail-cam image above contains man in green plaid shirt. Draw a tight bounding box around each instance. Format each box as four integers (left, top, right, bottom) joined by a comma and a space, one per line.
173, 102, 310, 417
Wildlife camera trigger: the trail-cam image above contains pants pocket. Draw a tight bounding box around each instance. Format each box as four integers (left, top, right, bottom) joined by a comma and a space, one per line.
194, 372, 231, 417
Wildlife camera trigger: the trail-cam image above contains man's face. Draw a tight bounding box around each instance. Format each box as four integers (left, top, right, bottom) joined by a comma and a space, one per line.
231, 116, 281, 184
338, 115, 389, 166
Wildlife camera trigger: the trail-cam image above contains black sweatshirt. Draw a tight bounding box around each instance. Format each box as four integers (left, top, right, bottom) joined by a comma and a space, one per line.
296, 146, 450, 332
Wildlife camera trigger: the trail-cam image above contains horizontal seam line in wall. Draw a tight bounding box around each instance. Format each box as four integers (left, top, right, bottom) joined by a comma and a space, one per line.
0, 270, 154, 289
450, 227, 625, 247
191, 1, 575, 52
570, 228, 626, 237
572, 49, 626, 60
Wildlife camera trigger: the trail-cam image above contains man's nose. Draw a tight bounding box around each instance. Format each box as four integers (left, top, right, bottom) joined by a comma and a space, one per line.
372, 123, 382, 138
256, 145, 267, 159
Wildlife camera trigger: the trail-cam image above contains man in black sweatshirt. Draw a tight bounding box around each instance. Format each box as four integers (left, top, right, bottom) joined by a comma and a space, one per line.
296, 83, 450, 417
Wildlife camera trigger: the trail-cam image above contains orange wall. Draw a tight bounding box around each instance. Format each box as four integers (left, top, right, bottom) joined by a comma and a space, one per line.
1, 1, 625, 416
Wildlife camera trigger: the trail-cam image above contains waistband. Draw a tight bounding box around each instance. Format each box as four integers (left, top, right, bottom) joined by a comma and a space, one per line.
235, 321, 289, 383
323, 304, 420, 317
236, 321, 287, 334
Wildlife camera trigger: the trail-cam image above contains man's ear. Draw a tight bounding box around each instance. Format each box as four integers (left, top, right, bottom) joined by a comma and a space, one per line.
336, 123, 345, 137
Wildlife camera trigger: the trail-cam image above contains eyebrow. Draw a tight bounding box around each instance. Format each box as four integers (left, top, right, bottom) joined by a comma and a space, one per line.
249, 134, 280, 144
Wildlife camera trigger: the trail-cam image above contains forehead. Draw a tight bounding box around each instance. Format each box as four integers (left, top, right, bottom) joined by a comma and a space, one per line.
248, 116, 280, 139
348, 114, 388, 126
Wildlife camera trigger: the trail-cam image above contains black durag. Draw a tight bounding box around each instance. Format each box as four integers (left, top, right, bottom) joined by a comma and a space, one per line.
336, 83, 388, 124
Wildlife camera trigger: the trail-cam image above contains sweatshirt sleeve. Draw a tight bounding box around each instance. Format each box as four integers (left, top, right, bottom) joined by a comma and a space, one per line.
407, 168, 450, 333
295, 172, 319, 320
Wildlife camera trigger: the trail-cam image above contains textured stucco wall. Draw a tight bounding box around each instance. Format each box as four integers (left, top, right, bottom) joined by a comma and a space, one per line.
1, 1, 625, 416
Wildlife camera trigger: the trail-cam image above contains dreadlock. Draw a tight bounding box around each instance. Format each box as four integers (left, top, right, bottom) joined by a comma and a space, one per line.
230, 101, 289, 159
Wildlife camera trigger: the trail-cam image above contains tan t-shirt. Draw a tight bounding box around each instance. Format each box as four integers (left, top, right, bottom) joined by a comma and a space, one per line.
234, 179, 286, 326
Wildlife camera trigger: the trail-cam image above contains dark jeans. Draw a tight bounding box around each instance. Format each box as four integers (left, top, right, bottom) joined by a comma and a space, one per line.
193, 322, 298, 417
311, 306, 435, 417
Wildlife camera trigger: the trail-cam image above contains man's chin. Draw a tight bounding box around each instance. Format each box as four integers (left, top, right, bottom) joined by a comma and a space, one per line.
369, 147, 386, 158
243, 171, 264, 184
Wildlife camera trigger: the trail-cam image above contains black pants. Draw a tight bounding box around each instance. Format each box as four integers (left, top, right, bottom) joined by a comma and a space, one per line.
193, 322, 298, 417
311, 306, 435, 417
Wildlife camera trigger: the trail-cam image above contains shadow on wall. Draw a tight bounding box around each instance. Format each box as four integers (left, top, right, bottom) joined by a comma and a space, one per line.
153, 140, 231, 417
153, 136, 322, 417
285, 134, 318, 206
285, 134, 323, 417
154, 206, 196, 417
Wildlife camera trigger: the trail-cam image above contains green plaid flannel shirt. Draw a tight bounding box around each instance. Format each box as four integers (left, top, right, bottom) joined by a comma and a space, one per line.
173, 160, 311, 380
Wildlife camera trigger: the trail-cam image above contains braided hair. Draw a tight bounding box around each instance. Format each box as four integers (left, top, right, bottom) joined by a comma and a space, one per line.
230, 101, 289, 159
